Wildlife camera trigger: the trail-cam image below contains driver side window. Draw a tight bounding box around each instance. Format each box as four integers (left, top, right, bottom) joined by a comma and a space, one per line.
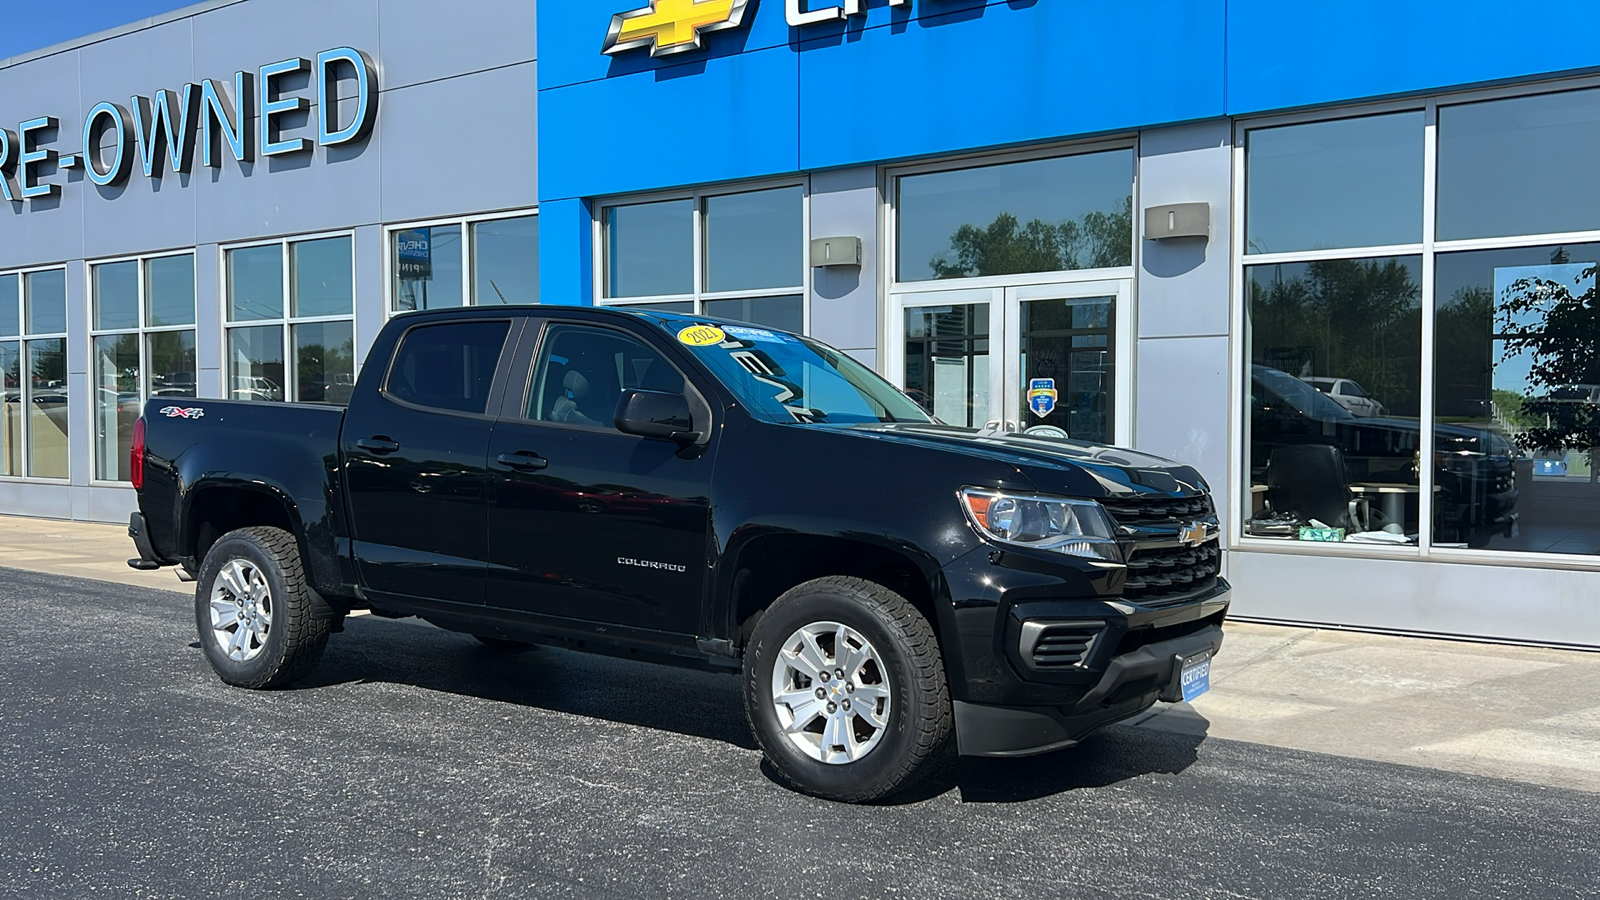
526, 324, 685, 430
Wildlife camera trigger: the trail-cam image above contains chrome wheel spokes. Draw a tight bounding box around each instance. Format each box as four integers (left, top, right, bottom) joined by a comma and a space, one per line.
770, 621, 892, 765
209, 558, 272, 663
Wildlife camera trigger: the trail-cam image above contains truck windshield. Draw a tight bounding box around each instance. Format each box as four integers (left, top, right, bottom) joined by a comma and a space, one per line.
671, 322, 933, 425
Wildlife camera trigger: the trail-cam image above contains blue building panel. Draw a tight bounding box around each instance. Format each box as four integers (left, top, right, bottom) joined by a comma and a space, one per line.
538, 0, 1227, 202
797, 0, 1225, 169
538, 42, 800, 201
539, 196, 595, 304
1225, 0, 1600, 115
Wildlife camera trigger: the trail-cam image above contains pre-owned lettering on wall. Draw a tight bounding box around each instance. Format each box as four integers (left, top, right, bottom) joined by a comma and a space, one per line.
0, 47, 377, 205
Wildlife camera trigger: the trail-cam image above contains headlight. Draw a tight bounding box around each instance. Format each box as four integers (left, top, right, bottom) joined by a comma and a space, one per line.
960, 487, 1122, 562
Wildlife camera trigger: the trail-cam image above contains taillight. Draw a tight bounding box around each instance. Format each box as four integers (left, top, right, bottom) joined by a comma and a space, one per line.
130, 417, 146, 491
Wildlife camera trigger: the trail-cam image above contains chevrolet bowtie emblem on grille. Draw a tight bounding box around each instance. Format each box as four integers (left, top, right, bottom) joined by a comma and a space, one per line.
602, 0, 750, 57
1179, 521, 1213, 548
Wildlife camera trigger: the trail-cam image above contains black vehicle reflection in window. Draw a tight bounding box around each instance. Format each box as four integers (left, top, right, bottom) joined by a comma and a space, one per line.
1249, 364, 1516, 544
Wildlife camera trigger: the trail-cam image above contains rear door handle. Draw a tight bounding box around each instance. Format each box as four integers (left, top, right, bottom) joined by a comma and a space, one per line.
355, 437, 401, 455
497, 451, 549, 471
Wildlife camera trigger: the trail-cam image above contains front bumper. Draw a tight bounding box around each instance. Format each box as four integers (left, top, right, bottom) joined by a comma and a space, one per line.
953, 623, 1225, 757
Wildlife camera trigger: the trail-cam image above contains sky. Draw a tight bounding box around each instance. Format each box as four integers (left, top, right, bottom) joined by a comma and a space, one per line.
2, 0, 197, 60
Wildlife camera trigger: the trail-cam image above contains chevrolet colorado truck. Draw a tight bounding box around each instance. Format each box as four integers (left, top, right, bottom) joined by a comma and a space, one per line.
127, 306, 1228, 802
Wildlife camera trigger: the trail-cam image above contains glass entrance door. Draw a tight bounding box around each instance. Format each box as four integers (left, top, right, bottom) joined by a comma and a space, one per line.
1002, 281, 1131, 445
891, 287, 1000, 429
888, 280, 1132, 443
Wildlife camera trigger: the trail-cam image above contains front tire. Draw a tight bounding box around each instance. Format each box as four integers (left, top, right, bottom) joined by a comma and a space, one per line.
195, 526, 329, 689
744, 576, 952, 803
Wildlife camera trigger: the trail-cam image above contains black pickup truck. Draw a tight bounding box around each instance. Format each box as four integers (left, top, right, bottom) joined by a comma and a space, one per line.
128, 306, 1228, 802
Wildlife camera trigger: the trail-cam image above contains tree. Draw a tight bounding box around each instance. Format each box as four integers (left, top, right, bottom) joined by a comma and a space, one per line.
928, 197, 1133, 279
1495, 264, 1600, 454
1248, 258, 1422, 414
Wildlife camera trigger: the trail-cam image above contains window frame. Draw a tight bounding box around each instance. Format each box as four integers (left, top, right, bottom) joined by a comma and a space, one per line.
0, 263, 71, 483
377, 316, 521, 421
1230, 73, 1600, 571
85, 249, 197, 485
382, 207, 540, 315
591, 178, 811, 335
218, 229, 358, 406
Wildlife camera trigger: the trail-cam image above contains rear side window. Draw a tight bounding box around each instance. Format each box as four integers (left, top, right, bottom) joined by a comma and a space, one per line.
385, 320, 510, 414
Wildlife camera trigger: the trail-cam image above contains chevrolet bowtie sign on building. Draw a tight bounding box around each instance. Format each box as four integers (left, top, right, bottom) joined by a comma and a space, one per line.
602, 0, 749, 57
601, 0, 913, 56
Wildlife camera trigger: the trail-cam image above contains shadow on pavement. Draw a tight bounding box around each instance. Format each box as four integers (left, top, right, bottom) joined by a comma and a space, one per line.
951, 726, 1207, 803
297, 615, 761, 750
293, 615, 1209, 803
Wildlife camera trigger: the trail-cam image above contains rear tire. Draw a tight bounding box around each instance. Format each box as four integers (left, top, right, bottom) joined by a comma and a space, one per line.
194, 526, 329, 689
744, 576, 952, 803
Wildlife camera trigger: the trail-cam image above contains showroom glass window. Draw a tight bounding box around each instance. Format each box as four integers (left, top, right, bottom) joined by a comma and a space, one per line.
1242, 112, 1426, 545
600, 185, 805, 333
0, 268, 69, 479
225, 235, 355, 405
390, 212, 539, 311
895, 149, 1134, 283
89, 253, 197, 481
1433, 86, 1600, 556
1242, 84, 1600, 561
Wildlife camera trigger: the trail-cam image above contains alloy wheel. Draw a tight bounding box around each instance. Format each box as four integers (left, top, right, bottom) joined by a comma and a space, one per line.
770, 621, 893, 764
208, 558, 273, 663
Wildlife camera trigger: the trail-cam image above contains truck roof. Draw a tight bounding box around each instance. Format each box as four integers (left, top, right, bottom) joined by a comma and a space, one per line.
390, 303, 805, 340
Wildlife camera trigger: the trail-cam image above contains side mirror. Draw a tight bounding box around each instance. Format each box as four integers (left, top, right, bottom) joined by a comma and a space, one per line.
614, 389, 702, 444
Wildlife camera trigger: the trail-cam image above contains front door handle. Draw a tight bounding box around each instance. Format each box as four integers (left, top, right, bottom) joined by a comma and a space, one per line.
356, 437, 401, 455
497, 451, 549, 471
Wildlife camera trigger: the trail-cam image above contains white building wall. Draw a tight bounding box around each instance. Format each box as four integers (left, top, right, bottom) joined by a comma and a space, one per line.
807, 166, 881, 370
0, 0, 539, 525
1134, 121, 1235, 541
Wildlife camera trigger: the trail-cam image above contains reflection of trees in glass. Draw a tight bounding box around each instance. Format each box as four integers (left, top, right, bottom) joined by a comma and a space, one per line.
1435, 285, 1494, 422
1491, 389, 1542, 432
1, 345, 19, 387
148, 332, 197, 396
1496, 264, 1600, 453
296, 336, 356, 404
1249, 258, 1421, 414
30, 341, 66, 388
929, 197, 1132, 279
102, 334, 140, 391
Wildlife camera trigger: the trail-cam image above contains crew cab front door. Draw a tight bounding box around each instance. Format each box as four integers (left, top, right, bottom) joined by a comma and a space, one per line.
485, 320, 717, 638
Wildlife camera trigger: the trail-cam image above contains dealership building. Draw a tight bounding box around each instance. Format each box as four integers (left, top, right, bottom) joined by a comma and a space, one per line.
4, 0, 1600, 648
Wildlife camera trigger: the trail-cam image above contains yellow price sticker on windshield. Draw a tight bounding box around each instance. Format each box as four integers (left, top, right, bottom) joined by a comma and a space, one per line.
677, 324, 726, 346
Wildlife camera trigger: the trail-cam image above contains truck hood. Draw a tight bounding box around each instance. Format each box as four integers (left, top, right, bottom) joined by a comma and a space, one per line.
832, 423, 1210, 500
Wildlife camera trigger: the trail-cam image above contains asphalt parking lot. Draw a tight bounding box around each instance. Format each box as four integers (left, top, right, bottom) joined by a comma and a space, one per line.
2, 566, 1596, 899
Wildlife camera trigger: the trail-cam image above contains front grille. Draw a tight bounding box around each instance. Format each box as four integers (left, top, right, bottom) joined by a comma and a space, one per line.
1122, 539, 1221, 606
1024, 623, 1104, 669
1099, 493, 1212, 527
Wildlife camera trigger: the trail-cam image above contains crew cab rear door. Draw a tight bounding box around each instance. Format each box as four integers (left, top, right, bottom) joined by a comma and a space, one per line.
342, 315, 525, 605
484, 318, 717, 638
